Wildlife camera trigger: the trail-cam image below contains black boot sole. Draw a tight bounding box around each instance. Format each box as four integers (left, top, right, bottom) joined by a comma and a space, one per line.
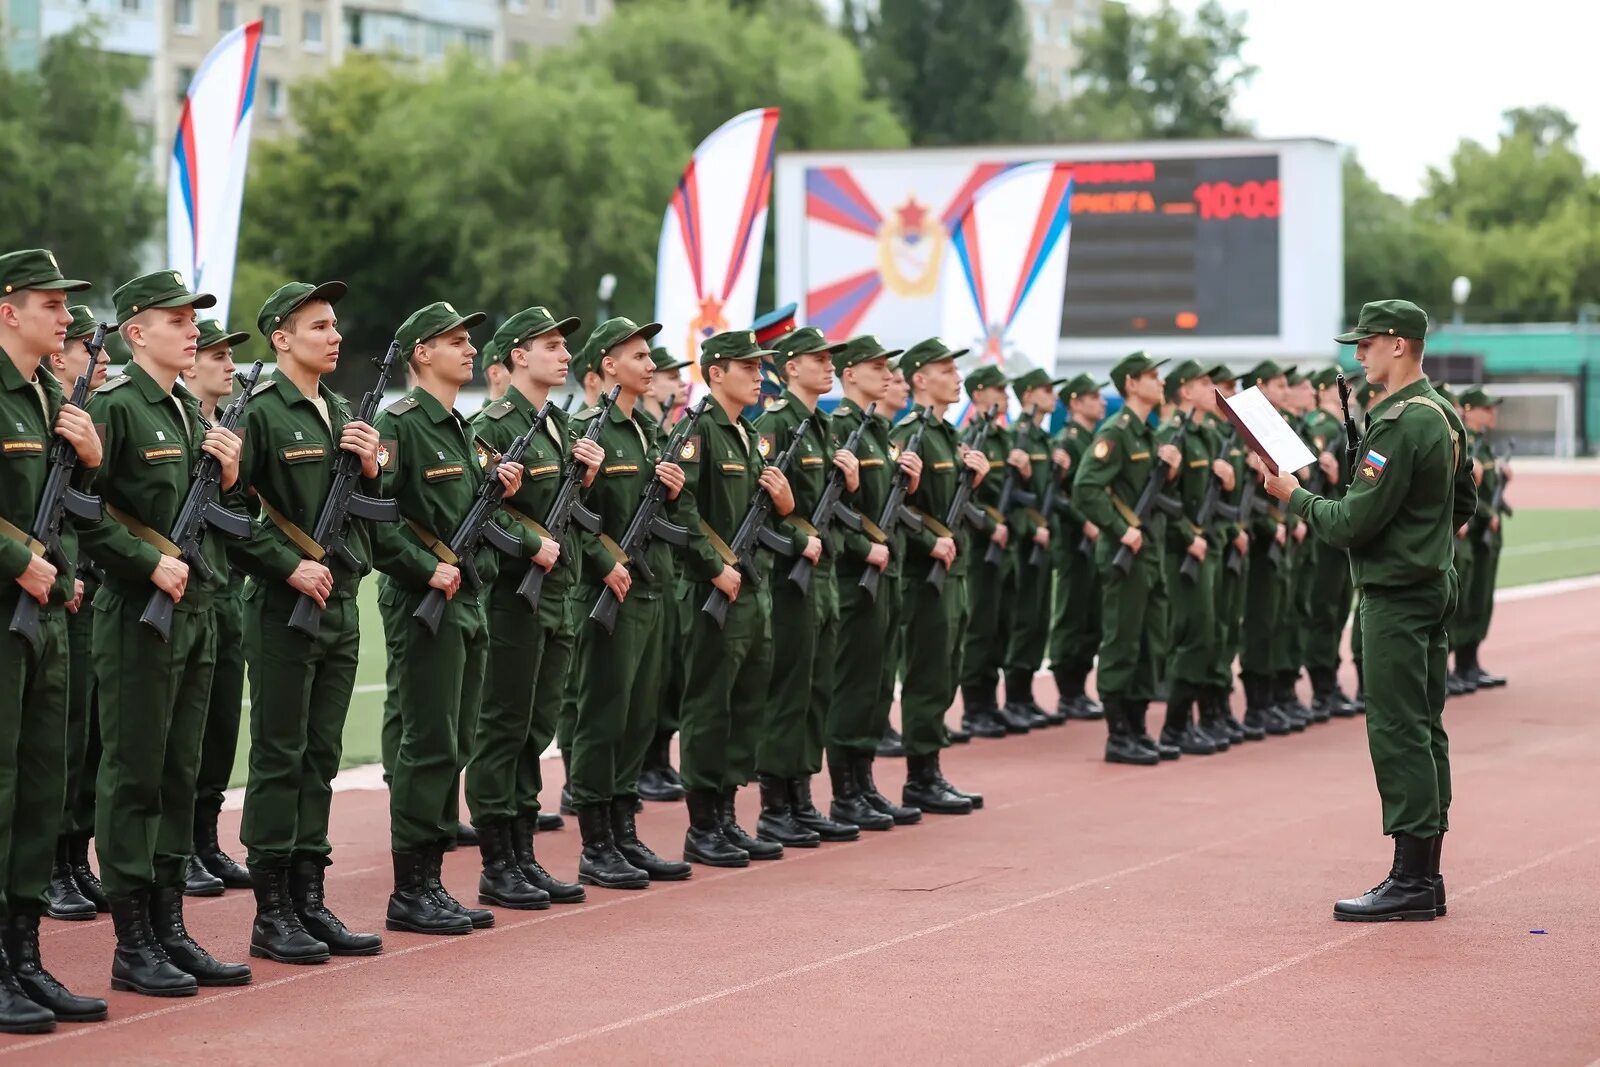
1332, 907, 1436, 922
830, 810, 892, 831
756, 829, 820, 848
384, 918, 472, 935
45, 905, 97, 921
182, 883, 224, 898
478, 891, 552, 910
110, 976, 198, 997
577, 872, 650, 890
38, 1005, 108, 1023
683, 851, 749, 868
0, 1019, 56, 1034
322, 941, 384, 956
250, 943, 332, 964
185, 971, 253, 987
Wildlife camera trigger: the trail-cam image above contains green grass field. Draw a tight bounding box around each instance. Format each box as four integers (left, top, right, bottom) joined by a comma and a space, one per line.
226, 507, 1600, 787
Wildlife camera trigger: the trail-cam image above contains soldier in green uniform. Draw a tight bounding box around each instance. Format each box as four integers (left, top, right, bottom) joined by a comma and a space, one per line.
956, 363, 1018, 738
1046, 374, 1107, 721
174, 318, 255, 897
1345, 378, 1387, 714
466, 306, 594, 906
42, 305, 111, 923
79, 269, 251, 995
371, 301, 528, 935
1298, 368, 1359, 718
752, 326, 877, 844
1270, 369, 1315, 726
1155, 360, 1235, 755
553, 343, 595, 819
1202, 365, 1253, 742
824, 336, 921, 832
1071, 352, 1183, 766
1455, 388, 1509, 688
1434, 385, 1478, 697
891, 338, 991, 813
1266, 299, 1475, 921
227, 281, 384, 961
1236, 361, 1297, 737
0, 250, 108, 1030
1001, 368, 1069, 727
674, 329, 796, 864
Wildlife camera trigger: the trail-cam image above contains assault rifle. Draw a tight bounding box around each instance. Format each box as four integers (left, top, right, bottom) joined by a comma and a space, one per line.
141, 361, 264, 641
588, 398, 709, 634
1110, 412, 1188, 577
412, 408, 548, 636
984, 404, 1039, 567
701, 413, 810, 628
929, 412, 996, 591
1027, 455, 1076, 568
859, 406, 928, 601
1336, 372, 1360, 485
514, 385, 617, 612
1479, 439, 1514, 548
1179, 425, 1241, 581
287, 341, 403, 638
9, 326, 107, 654
788, 402, 874, 595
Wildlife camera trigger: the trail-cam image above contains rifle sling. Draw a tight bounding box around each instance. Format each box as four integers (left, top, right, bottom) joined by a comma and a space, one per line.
697, 518, 739, 567
0, 514, 45, 557
909, 507, 954, 539
501, 503, 552, 541
598, 533, 628, 565
404, 516, 459, 565
1105, 489, 1141, 529
787, 516, 819, 538
860, 515, 887, 544
259, 497, 326, 562
105, 503, 181, 557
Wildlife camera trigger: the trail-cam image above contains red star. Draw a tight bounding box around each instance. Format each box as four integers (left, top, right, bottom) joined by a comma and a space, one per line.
896, 197, 928, 231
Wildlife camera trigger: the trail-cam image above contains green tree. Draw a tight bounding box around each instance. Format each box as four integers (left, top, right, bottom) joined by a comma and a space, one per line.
1039, 0, 1255, 141
1341, 153, 1454, 324
0, 29, 159, 296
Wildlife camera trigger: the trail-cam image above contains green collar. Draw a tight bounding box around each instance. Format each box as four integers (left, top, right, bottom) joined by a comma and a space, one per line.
706, 397, 748, 430
503, 383, 536, 416
127, 360, 179, 406
0, 345, 33, 393
409, 385, 460, 426
273, 370, 335, 410
1370, 376, 1432, 420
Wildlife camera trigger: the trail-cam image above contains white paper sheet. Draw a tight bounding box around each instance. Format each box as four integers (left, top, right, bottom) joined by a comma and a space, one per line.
1217, 386, 1318, 476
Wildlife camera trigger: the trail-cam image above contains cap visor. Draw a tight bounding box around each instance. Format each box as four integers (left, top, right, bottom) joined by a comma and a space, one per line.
1333, 330, 1367, 344
34, 278, 92, 293
553, 315, 582, 337
201, 330, 252, 350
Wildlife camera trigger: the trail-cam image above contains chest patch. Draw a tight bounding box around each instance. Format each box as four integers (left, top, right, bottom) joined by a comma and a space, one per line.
280, 444, 327, 463
1359, 449, 1388, 483
932, 461, 954, 471
718, 462, 746, 473
603, 463, 640, 476
142, 445, 185, 462
525, 463, 561, 478
424, 463, 465, 482
2, 437, 43, 456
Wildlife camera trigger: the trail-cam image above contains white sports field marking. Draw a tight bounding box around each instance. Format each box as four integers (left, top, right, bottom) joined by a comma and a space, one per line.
1500, 534, 1600, 558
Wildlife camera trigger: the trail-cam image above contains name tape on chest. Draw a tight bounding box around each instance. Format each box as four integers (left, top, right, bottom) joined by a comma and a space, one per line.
424, 463, 465, 482
2, 437, 44, 456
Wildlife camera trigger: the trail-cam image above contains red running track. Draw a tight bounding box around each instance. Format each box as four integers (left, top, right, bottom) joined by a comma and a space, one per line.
4, 582, 1598, 1066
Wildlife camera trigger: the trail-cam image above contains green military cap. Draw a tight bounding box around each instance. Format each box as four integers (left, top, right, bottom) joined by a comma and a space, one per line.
1161, 358, 1207, 401
964, 364, 1007, 396
582, 316, 662, 372
1059, 373, 1107, 400
113, 269, 215, 326
1286, 368, 1307, 387
478, 338, 502, 369
1356, 381, 1384, 408
1335, 298, 1429, 343
103, 331, 131, 365
65, 305, 101, 342
1242, 360, 1288, 387
699, 327, 773, 370
1309, 366, 1342, 390
1109, 350, 1168, 395
772, 325, 846, 361
197, 318, 250, 352
1434, 383, 1460, 408
1206, 363, 1236, 384
397, 300, 485, 359
1011, 367, 1068, 398
1459, 386, 1503, 409
0, 248, 89, 295
833, 334, 903, 374
899, 337, 968, 379
651, 346, 690, 372
486, 306, 582, 372
257, 280, 346, 339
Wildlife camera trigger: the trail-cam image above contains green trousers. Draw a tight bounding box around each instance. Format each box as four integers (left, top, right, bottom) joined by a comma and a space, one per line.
468, 580, 551, 821
1447, 535, 1476, 652
568, 589, 665, 806
1, 598, 67, 914
657, 577, 691, 738
63, 598, 100, 837
758, 570, 838, 779
378, 582, 486, 851
1461, 535, 1500, 645
1210, 553, 1247, 690
679, 582, 772, 792
93, 592, 214, 895
1093, 540, 1166, 701
195, 586, 246, 813
555, 586, 584, 758
1271, 540, 1301, 674
1003, 550, 1054, 688
1240, 538, 1280, 676
880, 570, 906, 734
1349, 588, 1364, 666
240, 586, 359, 866
829, 563, 891, 760
802, 576, 839, 776
512, 591, 575, 820
899, 573, 967, 757
1302, 540, 1353, 673
1361, 575, 1455, 836
958, 550, 1009, 695
1162, 544, 1218, 690
1047, 534, 1100, 681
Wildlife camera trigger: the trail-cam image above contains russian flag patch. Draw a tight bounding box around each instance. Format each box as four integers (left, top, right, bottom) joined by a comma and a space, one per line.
1359, 449, 1388, 482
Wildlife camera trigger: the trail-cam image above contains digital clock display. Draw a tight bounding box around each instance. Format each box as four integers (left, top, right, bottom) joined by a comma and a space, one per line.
1062, 154, 1281, 338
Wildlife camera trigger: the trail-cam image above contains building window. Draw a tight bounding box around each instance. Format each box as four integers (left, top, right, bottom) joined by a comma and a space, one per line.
177, 66, 195, 101
1058, 21, 1070, 47
1035, 68, 1048, 94
121, 0, 140, 11
303, 10, 323, 48
423, 22, 444, 56
1059, 69, 1073, 97
173, 0, 195, 30
345, 9, 363, 47
506, 0, 527, 11
218, 0, 237, 31
1032, 12, 1046, 41
262, 4, 281, 39
464, 30, 490, 56
582, 0, 596, 17
264, 78, 284, 116
545, 0, 561, 14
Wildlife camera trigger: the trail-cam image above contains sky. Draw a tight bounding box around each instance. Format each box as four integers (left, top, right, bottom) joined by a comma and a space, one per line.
1149, 0, 1600, 198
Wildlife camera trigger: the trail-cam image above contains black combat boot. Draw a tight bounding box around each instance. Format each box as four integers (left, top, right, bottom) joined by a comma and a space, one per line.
0, 934, 58, 1033
947, 721, 972, 744
1194, 692, 1232, 751
66, 833, 108, 913
1014, 671, 1063, 726
637, 733, 687, 802
1352, 662, 1367, 713
683, 789, 749, 867
510, 816, 585, 903
536, 810, 565, 832
1276, 671, 1311, 729
901, 753, 972, 814
193, 802, 252, 889
1053, 669, 1083, 721
755, 776, 821, 848
1070, 672, 1105, 720
856, 753, 923, 823
992, 688, 1034, 734
1430, 833, 1447, 917
250, 863, 333, 961
3, 913, 106, 1022
959, 685, 1007, 739
1103, 698, 1158, 766
426, 842, 494, 928
45, 837, 96, 921
182, 853, 223, 897
1131, 701, 1176, 760
384, 850, 471, 935
1246, 674, 1289, 736
152, 885, 251, 986
927, 750, 983, 809
110, 889, 197, 996
1320, 668, 1359, 718
720, 787, 782, 860
1466, 644, 1506, 688
1333, 834, 1438, 922
290, 855, 382, 955
613, 795, 693, 879
559, 751, 576, 815
1160, 689, 1214, 756
876, 725, 906, 757
1212, 686, 1249, 742
788, 776, 859, 841
1308, 667, 1338, 723
827, 751, 892, 831
454, 822, 479, 848
477, 821, 551, 910
577, 805, 648, 889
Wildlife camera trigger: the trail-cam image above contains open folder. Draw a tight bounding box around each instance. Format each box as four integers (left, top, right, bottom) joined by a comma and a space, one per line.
1215, 386, 1317, 476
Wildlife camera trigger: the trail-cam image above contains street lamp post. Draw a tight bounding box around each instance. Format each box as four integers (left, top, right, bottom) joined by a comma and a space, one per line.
1451, 275, 1471, 327
596, 273, 617, 324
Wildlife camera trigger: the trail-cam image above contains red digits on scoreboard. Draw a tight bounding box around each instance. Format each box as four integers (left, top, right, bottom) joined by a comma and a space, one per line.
1193, 180, 1281, 220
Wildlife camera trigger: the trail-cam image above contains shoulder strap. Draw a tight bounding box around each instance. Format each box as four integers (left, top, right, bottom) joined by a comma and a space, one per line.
1398, 395, 1461, 470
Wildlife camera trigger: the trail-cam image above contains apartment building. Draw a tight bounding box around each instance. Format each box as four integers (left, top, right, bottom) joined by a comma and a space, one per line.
1024, 0, 1099, 102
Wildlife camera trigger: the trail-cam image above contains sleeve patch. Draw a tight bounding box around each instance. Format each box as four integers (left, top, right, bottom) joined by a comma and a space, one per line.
757, 432, 776, 459
679, 433, 701, 462
1358, 449, 1387, 482
377, 438, 398, 471
1092, 438, 1112, 461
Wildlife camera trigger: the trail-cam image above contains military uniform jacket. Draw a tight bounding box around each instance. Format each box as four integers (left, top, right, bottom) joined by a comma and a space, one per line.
1292, 377, 1476, 590
571, 399, 676, 600
1470, 433, 1502, 545
969, 420, 1010, 545
676, 398, 771, 585
891, 407, 972, 580
1073, 407, 1171, 549
230, 373, 377, 597
473, 385, 578, 599
0, 345, 77, 604
1007, 418, 1053, 543
1156, 412, 1220, 550
371, 386, 535, 600
754, 390, 836, 576
1051, 419, 1096, 533
79, 361, 231, 611
1302, 408, 1347, 499
830, 397, 900, 578
1211, 418, 1248, 541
